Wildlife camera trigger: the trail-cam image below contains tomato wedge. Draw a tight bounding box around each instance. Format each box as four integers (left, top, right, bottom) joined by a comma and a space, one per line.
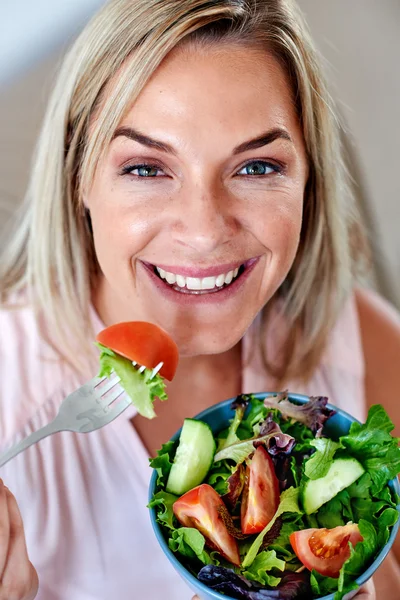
241, 445, 280, 535
96, 321, 178, 380
290, 524, 363, 578
173, 484, 240, 566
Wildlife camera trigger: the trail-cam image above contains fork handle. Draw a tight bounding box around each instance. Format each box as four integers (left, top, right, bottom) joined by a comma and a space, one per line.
0, 420, 62, 468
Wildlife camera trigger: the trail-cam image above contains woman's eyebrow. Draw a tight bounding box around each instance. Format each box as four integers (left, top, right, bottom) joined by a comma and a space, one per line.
232, 128, 292, 155
111, 125, 292, 155
112, 126, 177, 154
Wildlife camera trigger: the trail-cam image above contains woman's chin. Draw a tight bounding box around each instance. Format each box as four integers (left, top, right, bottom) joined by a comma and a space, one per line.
174, 332, 243, 359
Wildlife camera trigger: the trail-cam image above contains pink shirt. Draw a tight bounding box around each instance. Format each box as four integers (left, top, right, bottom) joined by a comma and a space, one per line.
0, 295, 365, 600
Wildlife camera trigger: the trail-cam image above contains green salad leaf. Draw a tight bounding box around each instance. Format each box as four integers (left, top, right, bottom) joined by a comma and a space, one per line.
316, 490, 353, 529
304, 438, 343, 480
340, 405, 400, 494
147, 491, 178, 530
97, 343, 167, 419
149, 441, 175, 486
169, 527, 211, 565
219, 395, 251, 450
243, 549, 285, 586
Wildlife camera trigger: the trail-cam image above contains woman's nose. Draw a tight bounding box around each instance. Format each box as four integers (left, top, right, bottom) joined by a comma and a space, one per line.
170, 183, 239, 256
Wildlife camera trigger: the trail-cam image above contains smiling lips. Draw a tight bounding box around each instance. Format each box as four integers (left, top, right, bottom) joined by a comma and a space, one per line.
153, 263, 248, 294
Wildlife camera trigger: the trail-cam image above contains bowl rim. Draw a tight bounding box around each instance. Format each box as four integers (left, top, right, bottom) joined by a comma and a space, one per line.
148, 391, 400, 600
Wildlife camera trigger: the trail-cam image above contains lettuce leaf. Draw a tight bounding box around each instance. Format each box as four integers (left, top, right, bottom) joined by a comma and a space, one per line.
242, 550, 285, 587
219, 395, 251, 450
198, 565, 311, 600
97, 344, 167, 419
263, 393, 335, 434
149, 441, 175, 486
304, 438, 342, 480
214, 418, 295, 464
239, 397, 269, 437
242, 487, 302, 568
339, 405, 400, 494
168, 527, 211, 565
147, 490, 178, 530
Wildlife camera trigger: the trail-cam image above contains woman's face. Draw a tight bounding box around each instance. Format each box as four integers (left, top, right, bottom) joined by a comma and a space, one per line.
86, 44, 308, 356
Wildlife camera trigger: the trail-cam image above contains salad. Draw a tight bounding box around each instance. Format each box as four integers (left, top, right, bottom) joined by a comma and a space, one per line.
148, 393, 400, 600
95, 320, 179, 418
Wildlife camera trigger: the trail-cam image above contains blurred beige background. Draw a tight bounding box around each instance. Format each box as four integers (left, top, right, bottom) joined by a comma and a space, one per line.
0, 0, 399, 306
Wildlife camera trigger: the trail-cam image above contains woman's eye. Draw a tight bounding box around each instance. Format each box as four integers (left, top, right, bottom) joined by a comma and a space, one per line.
237, 161, 281, 176
121, 164, 164, 177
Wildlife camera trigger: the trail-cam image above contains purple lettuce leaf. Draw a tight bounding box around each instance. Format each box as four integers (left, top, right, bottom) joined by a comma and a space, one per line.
198, 566, 311, 600
222, 462, 246, 510
215, 416, 295, 464
258, 414, 296, 456
264, 392, 336, 434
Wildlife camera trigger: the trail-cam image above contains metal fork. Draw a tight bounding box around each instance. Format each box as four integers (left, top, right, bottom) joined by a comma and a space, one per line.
0, 361, 163, 468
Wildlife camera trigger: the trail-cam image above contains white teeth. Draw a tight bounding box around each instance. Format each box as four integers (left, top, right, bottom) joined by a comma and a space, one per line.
224, 270, 234, 285
176, 274, 186, 288
186, 277, 202, 290
156, 265, 243, 290
215, 274, 225, 287
165, 271, 176, 285
201, 276, 216, 290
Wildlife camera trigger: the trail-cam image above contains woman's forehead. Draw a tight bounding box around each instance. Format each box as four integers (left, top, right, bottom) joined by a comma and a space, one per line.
105, 44, 303, 151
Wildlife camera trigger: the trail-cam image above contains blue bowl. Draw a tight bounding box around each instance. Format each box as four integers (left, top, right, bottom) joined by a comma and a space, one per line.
148, 392, 400, 600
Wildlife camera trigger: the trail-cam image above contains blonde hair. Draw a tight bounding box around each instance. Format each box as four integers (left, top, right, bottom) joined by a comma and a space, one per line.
0, 0, 368, 380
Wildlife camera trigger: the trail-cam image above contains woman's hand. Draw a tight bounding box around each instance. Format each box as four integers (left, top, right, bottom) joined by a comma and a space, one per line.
192, 578, 375, 600
345, 578, 375, 599
0, 481, 38, 600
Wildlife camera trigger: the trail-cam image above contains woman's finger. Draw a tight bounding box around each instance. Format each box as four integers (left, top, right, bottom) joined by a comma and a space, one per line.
1, 487, 39, 600
0, 481, 10, 580
354, 579, 376, 599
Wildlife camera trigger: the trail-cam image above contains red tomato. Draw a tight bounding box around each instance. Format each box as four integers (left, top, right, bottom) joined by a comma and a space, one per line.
96, 321, 178, 380
290, 524, 363, 578
173, 484, 240, 566
240, 446, 280, 535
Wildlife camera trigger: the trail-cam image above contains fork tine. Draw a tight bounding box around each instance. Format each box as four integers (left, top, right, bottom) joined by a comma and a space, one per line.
96, 375, 121, 395
78, 395, 131, 433
150, 361, 164, 379
100, 385, 125, 407
103, 396, 132, 421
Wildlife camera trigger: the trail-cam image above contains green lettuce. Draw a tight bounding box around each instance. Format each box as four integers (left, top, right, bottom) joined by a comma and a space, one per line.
242, 550, 285, 587
169, 527, 211, 565
147, 490, 178, 530
149, 440, 175, 486
304, 438, 342, 480
97, 343, 167, 419
340, 405, 400, 494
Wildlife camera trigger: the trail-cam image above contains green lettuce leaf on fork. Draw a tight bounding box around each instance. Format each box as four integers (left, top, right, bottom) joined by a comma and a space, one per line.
97, 343, 167, 419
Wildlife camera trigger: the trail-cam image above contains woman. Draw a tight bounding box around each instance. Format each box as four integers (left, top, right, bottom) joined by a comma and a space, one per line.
0, 0, 399, 598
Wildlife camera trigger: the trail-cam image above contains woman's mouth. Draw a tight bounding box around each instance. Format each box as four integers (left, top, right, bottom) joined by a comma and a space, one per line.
139, 258, 260, 304
153, 264, 246, 295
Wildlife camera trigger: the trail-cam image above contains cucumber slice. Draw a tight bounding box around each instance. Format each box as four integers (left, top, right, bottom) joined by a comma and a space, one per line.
166, 419, 216, 496
301, 458, 365, 515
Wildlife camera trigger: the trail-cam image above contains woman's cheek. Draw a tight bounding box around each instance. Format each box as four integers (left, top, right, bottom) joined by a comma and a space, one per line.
255, 192, 303, 255
89, 203, 153, 272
